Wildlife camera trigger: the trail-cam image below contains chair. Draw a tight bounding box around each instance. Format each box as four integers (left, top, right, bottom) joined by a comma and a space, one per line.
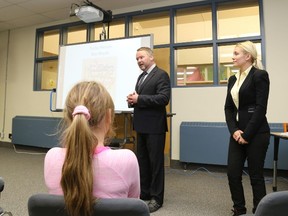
0, 177, 12, 216
28, 193, 150, 216
242, 191, 288, 216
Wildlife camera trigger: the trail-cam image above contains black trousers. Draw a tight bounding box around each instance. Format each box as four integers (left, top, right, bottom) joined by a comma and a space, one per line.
136, 133, 165, 205
227, 132, 270, 212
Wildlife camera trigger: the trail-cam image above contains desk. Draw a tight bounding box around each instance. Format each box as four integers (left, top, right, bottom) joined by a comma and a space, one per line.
270, 132, 288, 191
113, 112, 176, 152
114, 112, 135, 150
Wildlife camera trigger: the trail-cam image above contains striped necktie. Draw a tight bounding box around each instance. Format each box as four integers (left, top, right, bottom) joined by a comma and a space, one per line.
138, 71, 148, 87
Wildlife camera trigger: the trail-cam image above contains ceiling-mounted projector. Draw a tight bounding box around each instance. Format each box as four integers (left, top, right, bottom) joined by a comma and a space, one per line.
70, 0, 112, 23
75, 6, 104, 23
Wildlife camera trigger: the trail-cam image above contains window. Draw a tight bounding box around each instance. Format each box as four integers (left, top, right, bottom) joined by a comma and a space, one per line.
154, 48, 170, 74
40, 60, 58, 90
217, 1, 260, 40
175, 6, 212, 43
174, 5, 213, 86
35, 29, 60, 90
67, 25, 87, 44
94, 19, 125, 41
176, 47, 213, 86
215, 0, 261, 84
132, 12, 170, 45
40, 30, 59, 57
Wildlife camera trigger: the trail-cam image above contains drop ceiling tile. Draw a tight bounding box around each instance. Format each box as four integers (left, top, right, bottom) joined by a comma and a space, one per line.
0, 5, 35, 21
43, 7, 73, 21
6, 14, 54, 28
0, 0, 12, 8
5, 0, 30, 3
18, 0, 70, 13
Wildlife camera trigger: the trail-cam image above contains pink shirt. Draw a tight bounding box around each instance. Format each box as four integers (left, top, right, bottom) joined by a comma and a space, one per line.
44, 147, 140, 198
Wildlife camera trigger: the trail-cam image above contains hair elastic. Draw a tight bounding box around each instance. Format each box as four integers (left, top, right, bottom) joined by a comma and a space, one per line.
72, 105, 91, 120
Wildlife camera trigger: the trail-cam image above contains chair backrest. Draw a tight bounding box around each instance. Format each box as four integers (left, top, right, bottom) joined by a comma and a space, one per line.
0, 177, 4, 214
254, 191, 288, 216
28, 193, 150, 216
0, 177, 4, 192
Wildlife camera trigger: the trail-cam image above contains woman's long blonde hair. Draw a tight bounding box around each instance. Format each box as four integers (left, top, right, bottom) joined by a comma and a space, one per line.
60, 81, 115, 216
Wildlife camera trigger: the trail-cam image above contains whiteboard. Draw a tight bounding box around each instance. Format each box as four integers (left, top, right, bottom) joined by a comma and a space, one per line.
56, 35, 153, 111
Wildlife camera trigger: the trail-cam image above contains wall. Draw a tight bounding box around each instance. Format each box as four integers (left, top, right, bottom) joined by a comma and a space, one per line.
0, 31, 9, 139
0, 27, 63, 142
0, 0, 287, 166
263, 0, 288, 121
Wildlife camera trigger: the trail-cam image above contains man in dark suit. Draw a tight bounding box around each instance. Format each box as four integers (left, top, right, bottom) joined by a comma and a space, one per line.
127, 47, 171, 213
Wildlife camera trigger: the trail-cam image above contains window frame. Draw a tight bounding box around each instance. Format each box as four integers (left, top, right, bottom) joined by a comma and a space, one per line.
34, 0, 264, 91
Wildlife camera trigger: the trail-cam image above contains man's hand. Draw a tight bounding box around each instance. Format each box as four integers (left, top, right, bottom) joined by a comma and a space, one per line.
127, 92, 139, 106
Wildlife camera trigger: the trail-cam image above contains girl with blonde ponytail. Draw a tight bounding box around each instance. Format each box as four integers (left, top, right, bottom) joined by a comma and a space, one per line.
44, 81, 140, 216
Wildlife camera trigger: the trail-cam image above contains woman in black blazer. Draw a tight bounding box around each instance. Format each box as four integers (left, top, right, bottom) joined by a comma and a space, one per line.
224, 41, 270, 216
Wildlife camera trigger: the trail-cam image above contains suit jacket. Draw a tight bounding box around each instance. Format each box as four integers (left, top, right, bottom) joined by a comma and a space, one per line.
224, 66, 270, 142
133, 66, 171, 134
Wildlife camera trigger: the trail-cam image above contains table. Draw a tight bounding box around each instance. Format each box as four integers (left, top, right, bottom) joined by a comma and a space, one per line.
114, 112, 176, 151
270, 132, 288, 191
113, 111, 135, 150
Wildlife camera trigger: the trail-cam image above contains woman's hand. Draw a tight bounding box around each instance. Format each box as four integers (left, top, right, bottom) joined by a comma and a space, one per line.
233, 130, 242, 142
233, 130, 248, 144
